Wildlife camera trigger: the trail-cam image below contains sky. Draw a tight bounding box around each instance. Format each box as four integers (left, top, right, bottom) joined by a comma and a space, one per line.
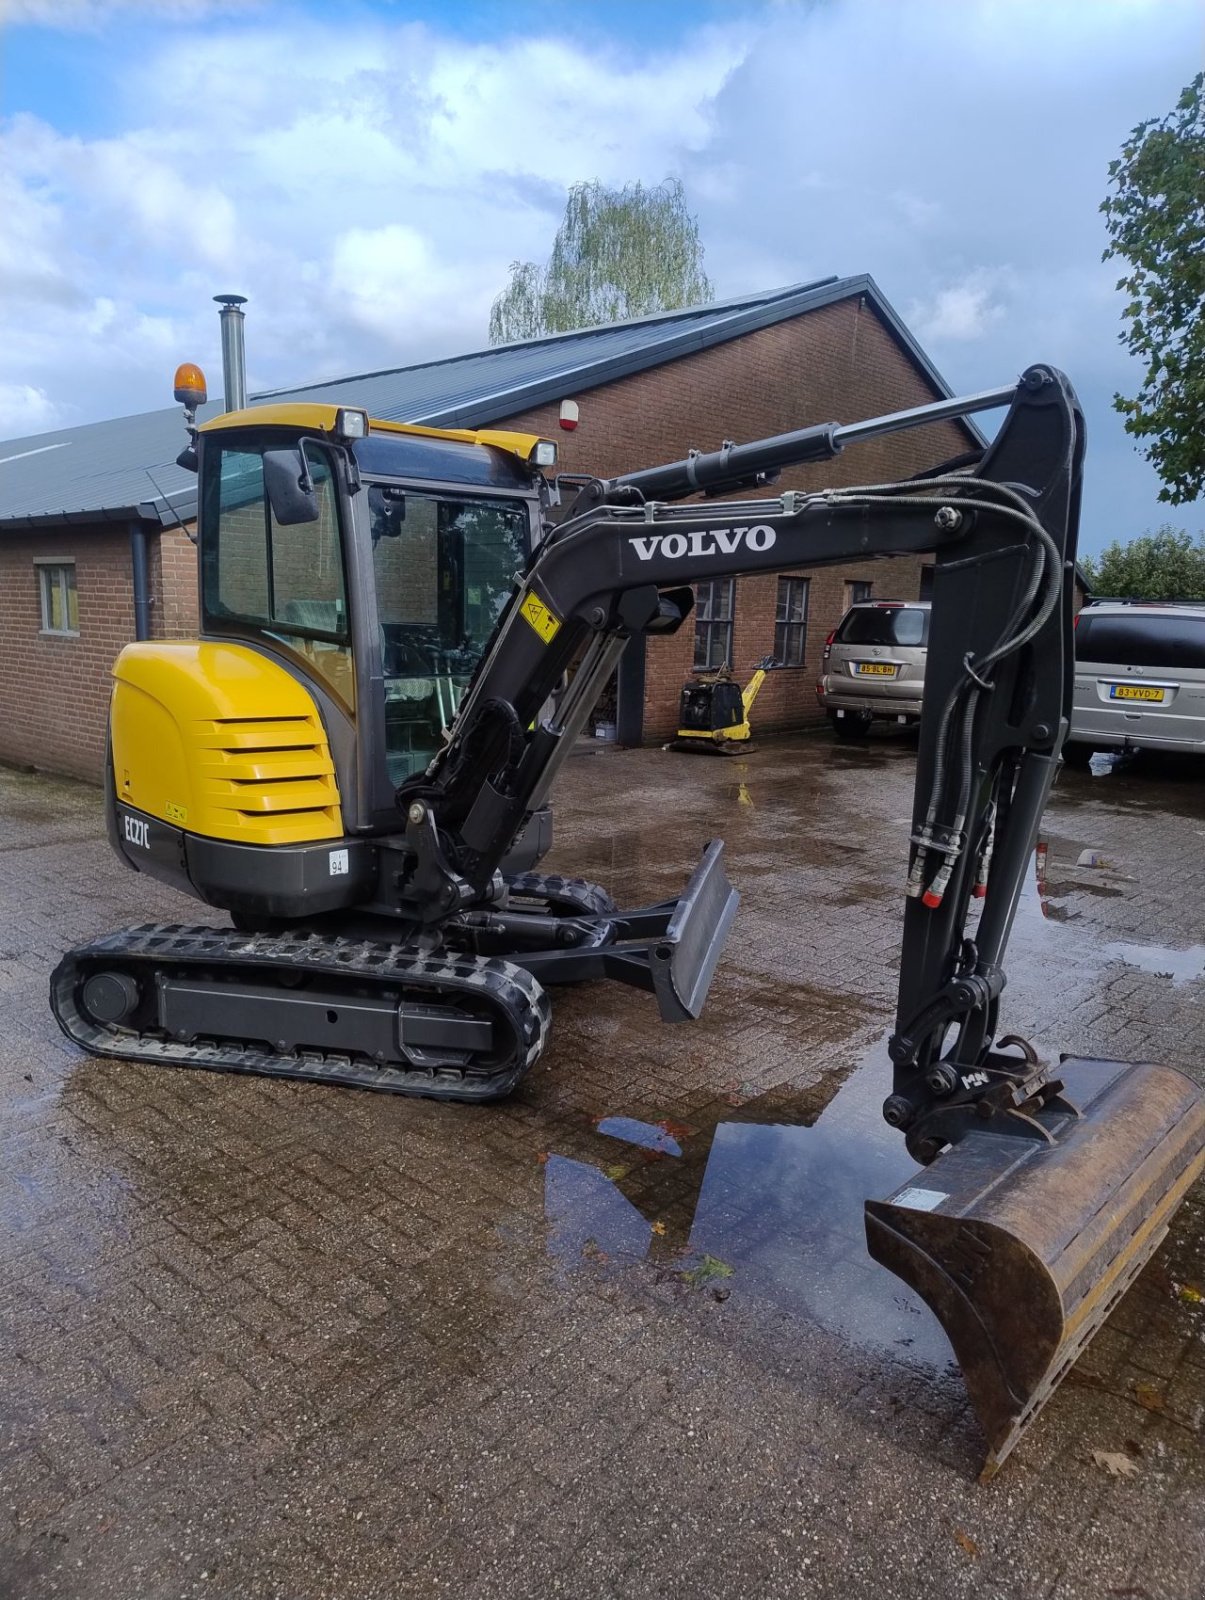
0, 0, 1200, 555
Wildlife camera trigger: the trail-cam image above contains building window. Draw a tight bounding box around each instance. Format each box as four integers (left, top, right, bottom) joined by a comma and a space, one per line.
693, 578, 734, 670
774, 576, 809, 666
844, 579, 872, 609
38, 562, 79, 635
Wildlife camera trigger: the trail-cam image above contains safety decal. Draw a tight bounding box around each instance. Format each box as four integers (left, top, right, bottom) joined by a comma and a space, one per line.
520, 592, 561, 643
893, 1187, 948, 1212
165, 801, 188, 824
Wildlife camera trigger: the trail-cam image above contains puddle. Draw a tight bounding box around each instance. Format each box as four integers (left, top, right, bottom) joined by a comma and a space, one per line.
544, 1039, 955, 1372
1103, 942, 1205, 986
544, 846, 1205, 1381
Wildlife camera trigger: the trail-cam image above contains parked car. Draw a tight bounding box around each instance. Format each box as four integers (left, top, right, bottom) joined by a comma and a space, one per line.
816, 600, 930, 737
1067, 601, 1205, 758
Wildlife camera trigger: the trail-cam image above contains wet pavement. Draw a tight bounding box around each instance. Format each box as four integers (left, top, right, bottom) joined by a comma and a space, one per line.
1, 736, 1203, 1599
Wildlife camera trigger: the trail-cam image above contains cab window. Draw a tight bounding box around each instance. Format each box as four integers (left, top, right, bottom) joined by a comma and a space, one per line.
202, 442, 354, 710
370, 487, 528, 782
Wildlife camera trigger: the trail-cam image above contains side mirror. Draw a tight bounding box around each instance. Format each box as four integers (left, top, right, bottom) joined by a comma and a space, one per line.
263, 448, 320, 525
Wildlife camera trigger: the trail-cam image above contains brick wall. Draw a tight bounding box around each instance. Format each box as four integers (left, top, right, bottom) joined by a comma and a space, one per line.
154, 526, 200, 637
0, 292, 976, 779
0, 530, 138, 779
489, 296, 972, 741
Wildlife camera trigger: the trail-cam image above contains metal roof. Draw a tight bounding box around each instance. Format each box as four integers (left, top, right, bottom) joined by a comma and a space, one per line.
0, 275, 981, 532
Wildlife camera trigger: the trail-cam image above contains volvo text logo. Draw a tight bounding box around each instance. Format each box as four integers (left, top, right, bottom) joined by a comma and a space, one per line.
627, 526, 777, 562
123, 814, 150, 850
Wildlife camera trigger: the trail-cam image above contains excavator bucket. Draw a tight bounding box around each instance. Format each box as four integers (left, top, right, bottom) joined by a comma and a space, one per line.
865, 1057, 1205, 1477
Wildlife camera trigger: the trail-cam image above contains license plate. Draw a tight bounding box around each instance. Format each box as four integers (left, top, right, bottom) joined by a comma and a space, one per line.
1109, 684, 1165, 702
855, 662, 897, 677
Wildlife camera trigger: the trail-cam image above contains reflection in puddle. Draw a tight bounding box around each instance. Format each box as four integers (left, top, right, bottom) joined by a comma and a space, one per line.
595, 1115, 682, 1156
544, 1041, 955, 1371
545, 850, 1203, 1393
1026, 848, 1205, 984
1104, 942, 1205, 986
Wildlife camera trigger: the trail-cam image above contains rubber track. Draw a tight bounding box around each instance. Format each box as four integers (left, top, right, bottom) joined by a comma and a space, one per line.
502, 872, 618, 919
50, 923, 551, 1102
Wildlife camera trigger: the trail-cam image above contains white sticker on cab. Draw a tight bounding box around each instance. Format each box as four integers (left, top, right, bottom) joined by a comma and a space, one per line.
329, 848, 349, 876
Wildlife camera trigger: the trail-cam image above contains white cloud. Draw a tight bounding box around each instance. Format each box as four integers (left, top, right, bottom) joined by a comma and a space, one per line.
0, 0, 1200, 544
0, 383, 65, 437
5, 0, 261, 28
907, 271, 1012, 344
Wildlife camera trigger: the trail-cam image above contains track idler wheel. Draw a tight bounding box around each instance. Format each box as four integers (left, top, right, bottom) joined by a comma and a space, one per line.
81, 971, 140, 1025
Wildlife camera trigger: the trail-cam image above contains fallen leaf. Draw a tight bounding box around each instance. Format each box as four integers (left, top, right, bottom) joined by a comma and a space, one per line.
1177, 1283, 1203, 1305
536, 1152, 550, 1165
1092, 1449, 1139, 1478
651, 1221, 667, 1236
1133, 1381, 1165, 1413
953, 1529, 980, 1559
604, 1163, 629, 1181
683, 1254, 735, 1289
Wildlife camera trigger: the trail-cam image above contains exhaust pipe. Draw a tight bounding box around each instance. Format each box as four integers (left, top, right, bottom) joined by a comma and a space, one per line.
214, 293, 248, 413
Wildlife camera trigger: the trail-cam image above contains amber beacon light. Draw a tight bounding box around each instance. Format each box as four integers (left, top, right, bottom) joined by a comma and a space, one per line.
173, 363, 208, 411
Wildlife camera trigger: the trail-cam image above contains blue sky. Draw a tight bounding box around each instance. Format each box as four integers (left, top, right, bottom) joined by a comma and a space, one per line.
1, 0, 1201, 554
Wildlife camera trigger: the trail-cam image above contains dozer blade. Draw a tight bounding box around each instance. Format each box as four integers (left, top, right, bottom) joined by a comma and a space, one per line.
648, 838, 740, 1022
865, 1057, 1205, 1478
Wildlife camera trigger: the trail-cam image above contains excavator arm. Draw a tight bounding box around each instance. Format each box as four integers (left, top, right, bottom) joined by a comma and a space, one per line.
397, 364, 1082, 1154
397, 364, 1205, 1477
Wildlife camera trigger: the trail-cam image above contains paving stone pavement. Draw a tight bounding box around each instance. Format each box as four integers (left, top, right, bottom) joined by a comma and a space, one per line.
0, 738, 1202, 1600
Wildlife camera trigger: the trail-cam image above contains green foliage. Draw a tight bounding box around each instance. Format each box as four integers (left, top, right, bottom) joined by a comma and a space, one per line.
489, 179, 713, 345
1081, 525, 1205, 600
1101, 73, 1205, 505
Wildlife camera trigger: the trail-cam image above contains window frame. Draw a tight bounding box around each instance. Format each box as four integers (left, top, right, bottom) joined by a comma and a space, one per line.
693, 577, 735, 671
774, 575, 810, 667
35, 559, 79, 637
200, 434, 351, 645
844, 579, 872, 609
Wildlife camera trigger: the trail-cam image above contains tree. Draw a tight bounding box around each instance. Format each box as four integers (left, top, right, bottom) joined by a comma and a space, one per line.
1080, 526, 1205, 600
1101, 73, 1205, 505
489, 179, 713, 344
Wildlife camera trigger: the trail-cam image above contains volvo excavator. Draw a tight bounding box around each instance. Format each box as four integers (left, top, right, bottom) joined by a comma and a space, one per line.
52, 360, 1205, 1478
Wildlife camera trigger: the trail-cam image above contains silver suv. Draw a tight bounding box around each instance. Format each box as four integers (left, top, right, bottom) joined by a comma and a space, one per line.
1068, 601, 1205, 757
817, 600, 930, 737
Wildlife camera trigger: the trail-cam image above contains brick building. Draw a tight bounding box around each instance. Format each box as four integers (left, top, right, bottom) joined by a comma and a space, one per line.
0, 276, 987, 780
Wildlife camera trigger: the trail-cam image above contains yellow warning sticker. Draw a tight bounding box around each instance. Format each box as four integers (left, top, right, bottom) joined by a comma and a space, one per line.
165, 801, 188, 825
520, 592, 561, 643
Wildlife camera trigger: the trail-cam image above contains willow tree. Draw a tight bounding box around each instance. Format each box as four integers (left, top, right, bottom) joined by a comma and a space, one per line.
489, 179, 714, 344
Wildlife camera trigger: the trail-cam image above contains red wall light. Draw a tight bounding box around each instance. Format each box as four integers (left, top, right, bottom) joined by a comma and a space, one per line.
559, 398, 579, 432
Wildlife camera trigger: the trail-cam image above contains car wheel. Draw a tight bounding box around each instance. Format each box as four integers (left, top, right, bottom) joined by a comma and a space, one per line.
831, 711, 873, 740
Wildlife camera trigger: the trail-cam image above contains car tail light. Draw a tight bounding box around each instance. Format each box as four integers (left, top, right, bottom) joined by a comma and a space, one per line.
822, 629, 836, 664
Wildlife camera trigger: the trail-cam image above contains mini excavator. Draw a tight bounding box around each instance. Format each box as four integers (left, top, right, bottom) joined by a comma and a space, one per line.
52, 362, 1205, 1477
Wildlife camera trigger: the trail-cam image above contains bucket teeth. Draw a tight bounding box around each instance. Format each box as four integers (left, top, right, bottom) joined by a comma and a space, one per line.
865, 1057, 1205, 1477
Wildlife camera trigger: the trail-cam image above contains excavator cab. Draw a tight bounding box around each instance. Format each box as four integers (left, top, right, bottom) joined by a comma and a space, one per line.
105, 398, 560, 917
